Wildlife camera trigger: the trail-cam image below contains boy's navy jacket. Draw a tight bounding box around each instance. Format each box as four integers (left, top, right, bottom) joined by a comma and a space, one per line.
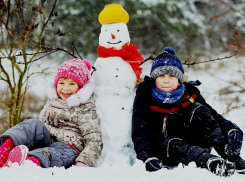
132, 76, 242, 162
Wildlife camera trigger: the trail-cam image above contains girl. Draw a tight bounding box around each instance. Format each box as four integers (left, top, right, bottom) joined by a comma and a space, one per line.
0, 59, 102, 168
132, 47, 245, 176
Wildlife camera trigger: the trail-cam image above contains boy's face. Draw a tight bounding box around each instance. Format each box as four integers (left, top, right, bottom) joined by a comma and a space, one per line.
155, 74, 180, 92
56, 78, 80, 100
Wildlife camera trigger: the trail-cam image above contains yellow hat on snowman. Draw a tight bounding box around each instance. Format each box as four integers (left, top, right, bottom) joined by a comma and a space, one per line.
98, 4, 129, 25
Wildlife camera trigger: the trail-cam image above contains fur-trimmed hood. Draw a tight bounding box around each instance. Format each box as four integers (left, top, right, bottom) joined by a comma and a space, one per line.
46, 80, 95, 108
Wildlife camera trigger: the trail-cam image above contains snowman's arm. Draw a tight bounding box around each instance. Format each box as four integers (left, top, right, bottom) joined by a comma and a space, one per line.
75, 102, 103, 167
132, 92, 155, 162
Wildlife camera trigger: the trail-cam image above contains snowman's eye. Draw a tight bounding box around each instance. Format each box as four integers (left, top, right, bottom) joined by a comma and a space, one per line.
117, 30, 119, 32
105, 30, 107, 32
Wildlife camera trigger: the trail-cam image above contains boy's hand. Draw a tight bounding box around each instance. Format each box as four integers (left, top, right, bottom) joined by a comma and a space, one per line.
207, 157, 235, 177
225, 130, 243, 156
145, 157, 162, 172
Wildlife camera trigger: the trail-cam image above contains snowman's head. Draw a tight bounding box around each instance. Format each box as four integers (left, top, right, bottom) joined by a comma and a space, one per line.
99, 23, 130, 49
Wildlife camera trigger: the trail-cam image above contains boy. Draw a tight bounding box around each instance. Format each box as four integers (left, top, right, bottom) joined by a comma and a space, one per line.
132, 47, 245, 176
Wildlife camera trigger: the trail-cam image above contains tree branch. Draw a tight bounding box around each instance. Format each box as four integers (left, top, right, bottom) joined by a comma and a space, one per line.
40, 0, 58, 36
218, 0, 245, 17
140, 40, 164, 65
182, 53, 238, 66
222, 101, 245, 116
0, 58, 13, 92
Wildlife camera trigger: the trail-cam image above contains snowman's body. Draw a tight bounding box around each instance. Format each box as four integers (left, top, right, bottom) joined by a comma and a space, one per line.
93, 22, 140, 166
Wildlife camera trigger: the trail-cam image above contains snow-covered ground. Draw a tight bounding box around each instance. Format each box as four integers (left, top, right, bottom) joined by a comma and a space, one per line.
1, 159, 244, 182
1, 54, 245, 181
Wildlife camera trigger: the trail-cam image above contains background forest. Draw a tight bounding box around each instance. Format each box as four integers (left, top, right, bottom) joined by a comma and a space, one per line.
0, 0, 245, 133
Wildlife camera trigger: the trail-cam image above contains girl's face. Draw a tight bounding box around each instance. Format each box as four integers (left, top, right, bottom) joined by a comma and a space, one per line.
56, 78, 80, 100
155, 74, 180, 92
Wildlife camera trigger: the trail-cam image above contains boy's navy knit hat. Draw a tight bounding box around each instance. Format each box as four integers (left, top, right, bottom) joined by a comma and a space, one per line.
150, 47, 184, 83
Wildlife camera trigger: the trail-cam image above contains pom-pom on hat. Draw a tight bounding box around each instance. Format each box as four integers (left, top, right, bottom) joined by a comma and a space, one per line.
54, 59, 92, 88
98, 4, 129, 25
150, 47, 184, 83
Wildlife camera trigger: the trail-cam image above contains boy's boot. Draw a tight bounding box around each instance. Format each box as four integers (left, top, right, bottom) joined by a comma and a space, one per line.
0, 138, 15, 167
228, 156, 245, 174
3, 145, 29, 167
26, 156, 41, 166
196, 153, 235, 177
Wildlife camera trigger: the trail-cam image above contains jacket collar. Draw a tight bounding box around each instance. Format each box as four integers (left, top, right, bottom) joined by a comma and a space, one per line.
136, 76, 155, 94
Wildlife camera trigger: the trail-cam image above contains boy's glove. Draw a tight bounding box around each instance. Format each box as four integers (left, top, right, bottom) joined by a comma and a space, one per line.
196, 153, 235, 177
206, 157, 235, 177
224, 129, 243, 156
145, 157, 162, 172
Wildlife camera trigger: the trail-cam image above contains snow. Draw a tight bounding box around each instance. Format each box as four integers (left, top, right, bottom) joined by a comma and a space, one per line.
1, 158, 244, 182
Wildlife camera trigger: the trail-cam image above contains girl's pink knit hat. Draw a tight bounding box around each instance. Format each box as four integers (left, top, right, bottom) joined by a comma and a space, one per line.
54, 59, 92, 88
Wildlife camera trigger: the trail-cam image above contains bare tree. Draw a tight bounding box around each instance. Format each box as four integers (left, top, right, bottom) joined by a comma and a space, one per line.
0, 0, 68, 127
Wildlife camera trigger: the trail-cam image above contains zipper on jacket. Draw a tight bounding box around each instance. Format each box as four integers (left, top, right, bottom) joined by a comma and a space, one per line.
189, 105, 202, 124
162, 114, 168, 137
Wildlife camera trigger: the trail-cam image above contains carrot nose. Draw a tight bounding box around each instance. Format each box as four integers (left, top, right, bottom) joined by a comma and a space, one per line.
111, 34, 116, 39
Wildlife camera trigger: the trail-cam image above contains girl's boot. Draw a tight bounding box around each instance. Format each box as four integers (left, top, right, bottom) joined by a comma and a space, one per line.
0, 138, 15, 167
2, 145, 29, 167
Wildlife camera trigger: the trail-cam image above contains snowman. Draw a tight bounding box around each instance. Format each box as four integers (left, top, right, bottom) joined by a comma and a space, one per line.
92, 4, 144, 166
